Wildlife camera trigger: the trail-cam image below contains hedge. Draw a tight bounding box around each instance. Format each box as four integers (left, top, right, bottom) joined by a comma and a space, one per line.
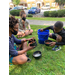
44, 9, 65, 17
10, 10, 21, 16
27, 14, 33, 17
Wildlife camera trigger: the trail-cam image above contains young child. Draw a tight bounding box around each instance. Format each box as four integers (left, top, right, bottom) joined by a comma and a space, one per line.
9, 16, 35, 65
40, 21, 65, 51
17, 10, 33, 38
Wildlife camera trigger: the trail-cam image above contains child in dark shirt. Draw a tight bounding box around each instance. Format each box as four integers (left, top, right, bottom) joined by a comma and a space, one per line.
40, 21, 65, 51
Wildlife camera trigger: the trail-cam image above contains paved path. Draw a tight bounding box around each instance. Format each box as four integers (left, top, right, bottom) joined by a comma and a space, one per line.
28, 20, 65, 27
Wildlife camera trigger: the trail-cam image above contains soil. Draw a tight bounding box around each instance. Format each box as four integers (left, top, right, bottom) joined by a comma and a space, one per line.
30, 39, 35, 44
46, 42, 50, 44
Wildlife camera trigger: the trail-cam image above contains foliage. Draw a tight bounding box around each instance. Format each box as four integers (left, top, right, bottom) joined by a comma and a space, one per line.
58, 9, 65, 17
10, 10, 21, 16
44, 11, 50, 17
55, 0, 65, 5
12, 0, 20, 5
44, 9, 65, 17
27, 14, 33, 17
55, 0, 65, 9
49, 11, 58, 17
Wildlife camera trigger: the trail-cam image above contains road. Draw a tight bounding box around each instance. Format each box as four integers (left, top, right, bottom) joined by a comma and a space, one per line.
24, 9, 59, 17
9, 9, 59, 17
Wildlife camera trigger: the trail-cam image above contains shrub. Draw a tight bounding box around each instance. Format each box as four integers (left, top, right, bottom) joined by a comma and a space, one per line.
44, 11, 50, 17
27, 14, 33, 17
57, 9, 65, 17
49, 11, 58, 17
44, 9, 65, 17
10, 10, 21, 16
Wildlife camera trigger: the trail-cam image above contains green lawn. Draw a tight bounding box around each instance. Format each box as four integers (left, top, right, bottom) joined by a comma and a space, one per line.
9, 25, 65, 75
15, 16, 65, 22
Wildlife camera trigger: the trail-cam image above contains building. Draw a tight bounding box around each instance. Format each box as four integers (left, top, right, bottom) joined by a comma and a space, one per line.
9, 0, 59, 9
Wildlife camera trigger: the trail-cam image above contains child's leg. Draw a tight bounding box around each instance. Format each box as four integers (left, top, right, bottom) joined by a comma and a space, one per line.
49, 33, 57, 40
29, 29, 33, 35
56, 35, 62, 42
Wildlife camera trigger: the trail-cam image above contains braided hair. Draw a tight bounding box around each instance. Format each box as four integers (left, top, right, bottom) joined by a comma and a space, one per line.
9, 16, 19, 28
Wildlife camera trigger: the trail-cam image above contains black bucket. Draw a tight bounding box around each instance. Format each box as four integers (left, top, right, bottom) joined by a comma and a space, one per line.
28, 39, 37, 47
33, 51, 42, 59
44, 40, 52, 46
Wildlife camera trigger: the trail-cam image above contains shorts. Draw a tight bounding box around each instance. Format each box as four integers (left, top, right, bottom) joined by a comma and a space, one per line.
9, 55, 13, 63
9, 43, 19, 63
51, 33, 58, 40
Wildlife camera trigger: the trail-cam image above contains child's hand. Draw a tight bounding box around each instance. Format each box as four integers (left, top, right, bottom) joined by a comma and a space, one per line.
40, 29, 43, 32
50, 42, 56, 47
21, 38, 27, 43
27, 43, 35, 50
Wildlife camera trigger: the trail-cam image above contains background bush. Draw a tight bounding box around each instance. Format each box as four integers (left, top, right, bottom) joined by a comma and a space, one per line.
10, 10, 21, 16
44, 11, 50, 17
57, 9, 65, 17
49, 11, 58, 17
44, 9, 65, 17
27, 14, 33, 17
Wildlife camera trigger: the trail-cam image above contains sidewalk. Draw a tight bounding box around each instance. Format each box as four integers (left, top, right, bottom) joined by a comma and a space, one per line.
28, 20, 65, 27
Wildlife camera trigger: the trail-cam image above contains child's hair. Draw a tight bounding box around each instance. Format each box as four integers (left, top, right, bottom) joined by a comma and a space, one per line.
54, 21, 63, 29
9, 16, 19, 28
20, 10, 26, 17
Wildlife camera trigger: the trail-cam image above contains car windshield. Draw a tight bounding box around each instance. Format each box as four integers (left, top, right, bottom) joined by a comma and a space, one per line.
31, 7, 36, 9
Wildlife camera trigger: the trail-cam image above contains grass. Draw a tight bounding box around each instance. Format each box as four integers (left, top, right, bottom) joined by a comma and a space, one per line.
15, 16, 65, 22
9, 25, 65, 75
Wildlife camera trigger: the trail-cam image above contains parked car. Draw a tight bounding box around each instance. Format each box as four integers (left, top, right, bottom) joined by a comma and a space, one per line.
9, 7, 12, 10
23, 6, 27, 10
28, 7, 41, 14
10, 6, 24, 11
41, 6, 50, 10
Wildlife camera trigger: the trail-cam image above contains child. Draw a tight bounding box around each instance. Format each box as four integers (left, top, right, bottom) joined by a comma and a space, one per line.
17, 10, 33, 38
40, 21, 65, 51
9, 16, 35, 65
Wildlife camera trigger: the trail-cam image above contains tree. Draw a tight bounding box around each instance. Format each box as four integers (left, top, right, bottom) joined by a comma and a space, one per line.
12, 0, 20, 6
55, 0, 65, 9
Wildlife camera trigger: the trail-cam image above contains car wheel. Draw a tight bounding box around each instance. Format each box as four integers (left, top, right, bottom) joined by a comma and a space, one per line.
35, 11, 37, 14
39, 10, 40, 13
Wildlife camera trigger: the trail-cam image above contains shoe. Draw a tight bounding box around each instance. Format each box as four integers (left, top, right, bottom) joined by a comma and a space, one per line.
52, 45, 61, 51
26, 55, 29, 57
27, 58, 31, 62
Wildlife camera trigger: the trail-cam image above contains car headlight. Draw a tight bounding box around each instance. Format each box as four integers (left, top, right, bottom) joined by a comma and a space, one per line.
34, 9, 36, 11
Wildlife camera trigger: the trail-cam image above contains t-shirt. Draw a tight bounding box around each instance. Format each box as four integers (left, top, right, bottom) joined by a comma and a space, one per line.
43, 26, 65, 45
9, 34, 21, 57
19, 19, 31, 32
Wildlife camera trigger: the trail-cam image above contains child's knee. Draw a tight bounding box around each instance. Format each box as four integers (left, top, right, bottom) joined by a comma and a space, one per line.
30, 29, 33, 33
12, 55, 27, 65
56, 35, 62, 42
49, 33, 52, 38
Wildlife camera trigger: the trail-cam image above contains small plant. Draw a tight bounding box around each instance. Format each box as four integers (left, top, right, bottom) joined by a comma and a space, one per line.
27, 14, 33, 17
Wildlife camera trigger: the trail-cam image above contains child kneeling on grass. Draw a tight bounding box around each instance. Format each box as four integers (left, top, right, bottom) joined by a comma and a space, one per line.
40, 21, 65, 51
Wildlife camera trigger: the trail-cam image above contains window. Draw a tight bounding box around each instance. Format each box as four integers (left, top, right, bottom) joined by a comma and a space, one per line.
46, 3, 50, 7
28, 4, 30, 7
52, 2, 55, 7
32, 4, 35, 7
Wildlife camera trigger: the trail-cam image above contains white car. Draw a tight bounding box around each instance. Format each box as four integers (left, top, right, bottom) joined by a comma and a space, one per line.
22, 6, 27, 10
41, 6, 50, 10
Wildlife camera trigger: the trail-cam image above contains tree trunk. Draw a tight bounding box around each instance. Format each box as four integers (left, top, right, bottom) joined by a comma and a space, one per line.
59, 4, 64, 10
